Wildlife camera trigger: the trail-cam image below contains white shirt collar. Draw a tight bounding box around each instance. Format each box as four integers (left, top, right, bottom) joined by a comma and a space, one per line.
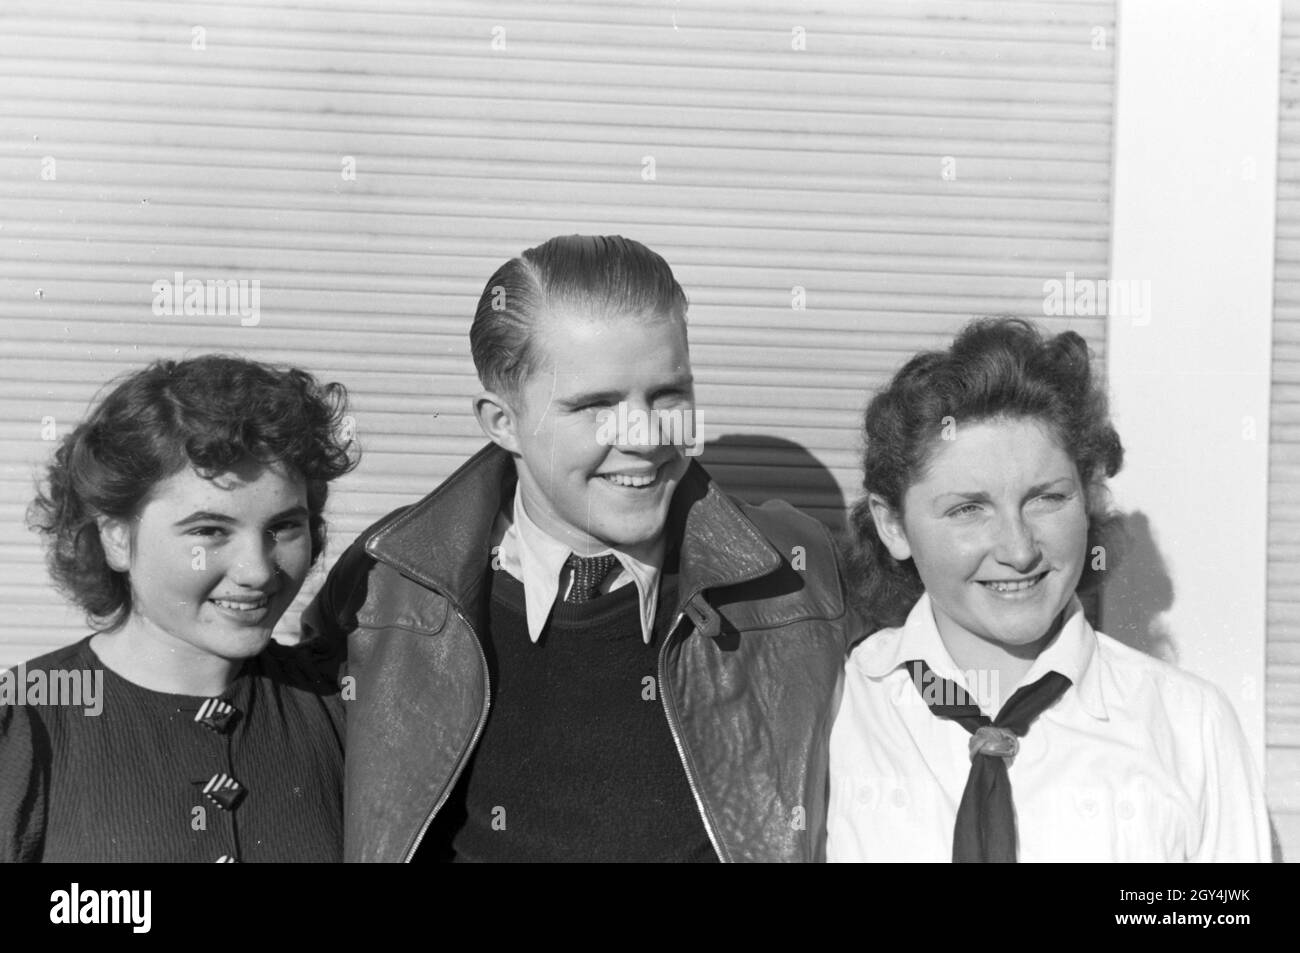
495, 491, 663, 645
852, 592, 1107, 720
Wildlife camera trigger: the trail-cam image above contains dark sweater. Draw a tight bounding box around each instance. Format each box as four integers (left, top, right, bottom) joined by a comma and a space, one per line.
0, 637, 344, 863
421, 566, 717, 863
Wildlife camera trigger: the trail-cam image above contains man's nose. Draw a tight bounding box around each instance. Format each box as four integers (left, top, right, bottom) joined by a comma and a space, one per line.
606, 400, 665, 455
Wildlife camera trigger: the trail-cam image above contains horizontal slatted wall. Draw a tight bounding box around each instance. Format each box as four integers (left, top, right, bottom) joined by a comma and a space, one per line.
0, 0, 1114, 666
1271, 0, 1300, 865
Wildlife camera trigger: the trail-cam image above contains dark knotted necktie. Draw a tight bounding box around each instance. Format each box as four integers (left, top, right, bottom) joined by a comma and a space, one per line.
564, 553, 619, 604
905, 659, 1071, 863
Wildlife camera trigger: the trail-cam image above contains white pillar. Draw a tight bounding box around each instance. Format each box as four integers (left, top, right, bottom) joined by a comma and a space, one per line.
1105, 0, 1279, 765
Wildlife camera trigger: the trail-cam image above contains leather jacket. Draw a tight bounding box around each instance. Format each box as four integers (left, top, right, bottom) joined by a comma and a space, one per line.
302, 443, 854, 862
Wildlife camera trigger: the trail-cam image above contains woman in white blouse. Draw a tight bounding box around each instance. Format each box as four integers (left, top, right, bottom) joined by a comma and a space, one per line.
828, 318, 1270, 862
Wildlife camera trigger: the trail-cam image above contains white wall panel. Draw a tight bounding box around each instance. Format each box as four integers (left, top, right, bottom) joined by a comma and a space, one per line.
0, 0, 1114, 666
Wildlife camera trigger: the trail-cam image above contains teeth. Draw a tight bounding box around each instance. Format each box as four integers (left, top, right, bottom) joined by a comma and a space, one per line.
982, 576, 1043, 593
603, 473, 655, 487
211, 599, 268, 611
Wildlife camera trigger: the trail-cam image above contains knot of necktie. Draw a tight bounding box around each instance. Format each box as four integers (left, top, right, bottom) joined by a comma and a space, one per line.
905, 658, 1071, 862
564, 552, 619, 604
968, 725, 1020, 762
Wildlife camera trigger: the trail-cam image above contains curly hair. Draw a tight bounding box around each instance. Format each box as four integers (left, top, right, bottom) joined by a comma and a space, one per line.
847, 317, 1124, 630
28, 355, 358, 632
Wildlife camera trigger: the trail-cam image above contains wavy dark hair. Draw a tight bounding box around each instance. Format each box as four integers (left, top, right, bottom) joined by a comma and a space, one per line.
847, 317, 1124, 631
28, 355, 358, 632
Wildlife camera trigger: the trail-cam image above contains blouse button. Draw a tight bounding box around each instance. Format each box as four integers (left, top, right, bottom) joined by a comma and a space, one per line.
196, 773, 247, 811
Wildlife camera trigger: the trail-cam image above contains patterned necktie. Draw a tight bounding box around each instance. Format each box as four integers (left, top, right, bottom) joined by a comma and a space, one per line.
906, 659, 1071, 863
564, 553, 619, 604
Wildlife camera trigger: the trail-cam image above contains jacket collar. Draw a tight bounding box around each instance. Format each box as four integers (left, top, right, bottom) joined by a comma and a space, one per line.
667, 453, 785, 604
363, 443, 783, 610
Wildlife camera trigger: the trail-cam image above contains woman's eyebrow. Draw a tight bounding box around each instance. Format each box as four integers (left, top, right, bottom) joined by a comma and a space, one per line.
933, 491, 990, 502
173, 505, 308, 527
266, 505, 310, 523
1025, 478, 1076, 495
930, 477, 1075, 504
173, 510, 236, 527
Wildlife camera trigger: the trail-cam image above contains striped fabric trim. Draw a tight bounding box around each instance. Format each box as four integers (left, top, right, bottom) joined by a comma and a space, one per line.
197, 773, 246, 811
193, 697, 238, 733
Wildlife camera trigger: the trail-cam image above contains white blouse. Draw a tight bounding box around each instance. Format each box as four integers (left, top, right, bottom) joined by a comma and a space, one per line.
828, 594, 1270, 862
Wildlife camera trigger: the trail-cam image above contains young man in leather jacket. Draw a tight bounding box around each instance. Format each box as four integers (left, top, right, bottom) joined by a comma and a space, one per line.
303, 235, 856, 862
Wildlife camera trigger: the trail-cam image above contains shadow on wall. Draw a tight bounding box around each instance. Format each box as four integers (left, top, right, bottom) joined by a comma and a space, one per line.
697, 434, 847, 536
1094, 510, 1178, 663
1086, 509, 1285, 861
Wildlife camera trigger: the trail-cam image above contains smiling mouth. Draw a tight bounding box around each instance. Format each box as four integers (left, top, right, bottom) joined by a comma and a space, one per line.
209, 597, 272, 613
597, 464, 664, 489
978, 571, 1049, 593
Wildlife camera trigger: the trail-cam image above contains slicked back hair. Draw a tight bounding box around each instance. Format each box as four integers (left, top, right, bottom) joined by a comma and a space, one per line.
470, 235, 688, 398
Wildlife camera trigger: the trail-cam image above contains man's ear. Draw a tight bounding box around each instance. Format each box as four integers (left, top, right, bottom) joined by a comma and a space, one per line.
472, 390, 521, 453
867, 494, 912, 562
97, 515, 133, 573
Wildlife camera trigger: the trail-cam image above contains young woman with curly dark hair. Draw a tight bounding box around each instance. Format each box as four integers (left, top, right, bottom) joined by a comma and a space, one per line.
0, 355, 357, 862
828, 318, 1269, 862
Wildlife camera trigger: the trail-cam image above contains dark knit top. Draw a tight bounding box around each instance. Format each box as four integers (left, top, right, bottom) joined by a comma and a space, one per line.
0, 636, 345, 863
419, 565, 717, 863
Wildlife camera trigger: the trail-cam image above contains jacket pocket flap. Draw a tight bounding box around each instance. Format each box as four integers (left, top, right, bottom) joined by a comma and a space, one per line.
355, 594, 450, 635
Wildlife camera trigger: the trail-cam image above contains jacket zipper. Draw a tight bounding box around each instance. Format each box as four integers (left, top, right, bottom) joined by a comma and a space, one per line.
402, 603, 492, 863
659, 608, 730, 863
